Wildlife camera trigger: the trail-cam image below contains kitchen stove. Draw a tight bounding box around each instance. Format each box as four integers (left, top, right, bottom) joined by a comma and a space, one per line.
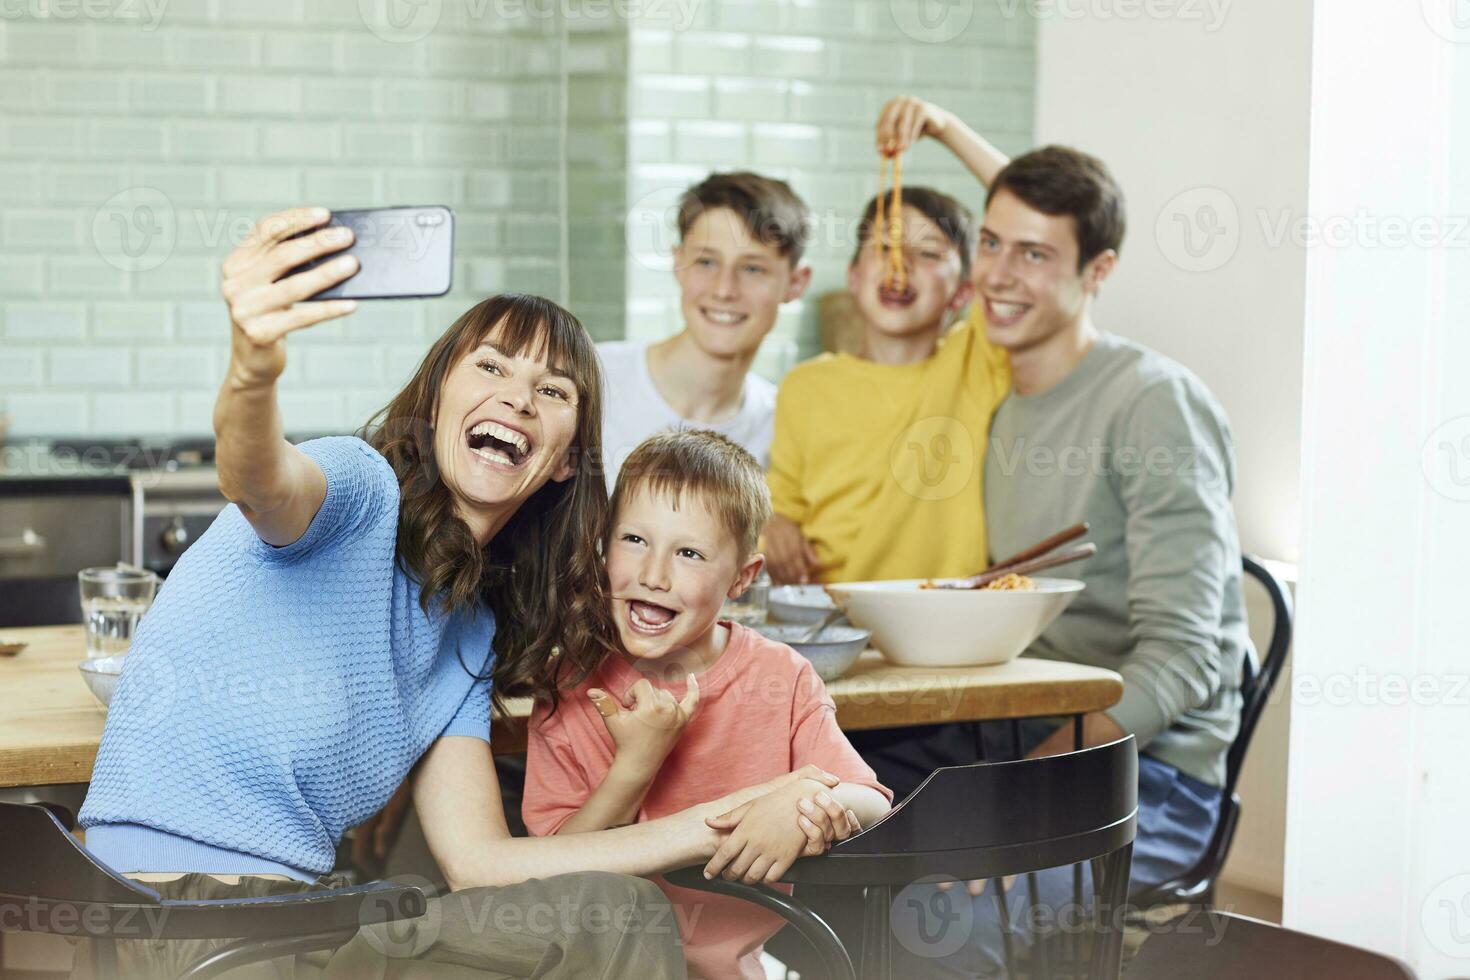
0, 435, 327, 627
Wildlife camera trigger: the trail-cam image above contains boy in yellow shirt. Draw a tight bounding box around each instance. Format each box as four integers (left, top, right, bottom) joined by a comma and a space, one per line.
764, 97, 1012, 585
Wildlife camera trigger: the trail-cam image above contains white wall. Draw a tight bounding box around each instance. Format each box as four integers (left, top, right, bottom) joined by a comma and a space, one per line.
1032, 0, 1313, 563
1284, 3, 1470, 976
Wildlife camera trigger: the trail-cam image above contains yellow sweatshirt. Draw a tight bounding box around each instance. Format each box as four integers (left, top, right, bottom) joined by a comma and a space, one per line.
767, 310, 1010, 583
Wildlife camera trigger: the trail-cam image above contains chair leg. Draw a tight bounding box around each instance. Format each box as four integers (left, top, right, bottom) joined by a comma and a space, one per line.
1087, 843, 1133, 980
993, 879, 1017, 976
1026, 872, 1050, 979
860, 885, 892, 980
93, 937, 119, 980
1070, 715, 1085, 980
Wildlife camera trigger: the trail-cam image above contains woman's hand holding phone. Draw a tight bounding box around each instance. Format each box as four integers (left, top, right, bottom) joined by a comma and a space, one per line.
221, 207, 360, 391
214, 207, 358, 545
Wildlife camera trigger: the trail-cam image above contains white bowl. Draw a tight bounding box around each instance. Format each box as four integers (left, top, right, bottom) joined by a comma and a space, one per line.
78, 656, 126, 707
824, 578, 1085, 667
768, 584, 841, 625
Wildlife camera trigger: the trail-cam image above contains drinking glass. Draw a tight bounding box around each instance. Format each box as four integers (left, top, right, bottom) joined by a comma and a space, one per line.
78, 565, 159, 659
721, 568, 771, 625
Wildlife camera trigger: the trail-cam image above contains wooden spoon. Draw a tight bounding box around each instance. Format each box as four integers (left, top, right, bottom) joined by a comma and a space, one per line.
983, 523, 1090, 577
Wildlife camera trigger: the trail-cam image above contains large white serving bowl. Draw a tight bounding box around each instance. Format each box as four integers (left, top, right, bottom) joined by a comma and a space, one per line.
823, 578, 1085, 667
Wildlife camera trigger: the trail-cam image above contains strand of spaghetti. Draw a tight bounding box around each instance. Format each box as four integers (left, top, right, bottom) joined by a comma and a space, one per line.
890, 152, 906, 292
876, 155, 890, 287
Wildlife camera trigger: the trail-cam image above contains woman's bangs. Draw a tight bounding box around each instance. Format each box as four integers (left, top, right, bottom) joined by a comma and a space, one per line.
474, 297, 593, 395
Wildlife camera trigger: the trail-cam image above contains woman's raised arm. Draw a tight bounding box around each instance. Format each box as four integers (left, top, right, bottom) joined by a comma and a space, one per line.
213, 207, 360, 547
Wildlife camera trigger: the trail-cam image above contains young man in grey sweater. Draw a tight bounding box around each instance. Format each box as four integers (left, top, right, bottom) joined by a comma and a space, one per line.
887, 134, 1252, 975
979, 147, 1249, 793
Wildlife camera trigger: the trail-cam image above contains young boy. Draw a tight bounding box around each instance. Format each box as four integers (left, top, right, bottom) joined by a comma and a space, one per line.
599, 172, 813, 490
763, 98, 1012, 586
523, 430, 892, 980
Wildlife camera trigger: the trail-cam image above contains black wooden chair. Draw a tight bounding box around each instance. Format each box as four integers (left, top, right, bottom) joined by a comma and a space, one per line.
0, 802, 427, 980
1132, 555, 1294, 910
667, 736, 1140, 980
1128, 910, 1417, 979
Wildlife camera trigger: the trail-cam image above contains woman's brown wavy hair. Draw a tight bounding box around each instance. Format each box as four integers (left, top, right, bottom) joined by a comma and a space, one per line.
358, 293, 618, 713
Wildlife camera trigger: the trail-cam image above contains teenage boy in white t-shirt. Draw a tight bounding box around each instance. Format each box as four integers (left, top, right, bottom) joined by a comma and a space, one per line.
598, 172, 813, 490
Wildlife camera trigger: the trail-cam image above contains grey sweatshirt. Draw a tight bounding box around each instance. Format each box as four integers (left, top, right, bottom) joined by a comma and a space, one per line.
984, 332, 1250, 787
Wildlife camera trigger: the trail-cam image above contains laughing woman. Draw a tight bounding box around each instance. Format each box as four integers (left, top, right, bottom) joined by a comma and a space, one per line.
71, 209, 824, 979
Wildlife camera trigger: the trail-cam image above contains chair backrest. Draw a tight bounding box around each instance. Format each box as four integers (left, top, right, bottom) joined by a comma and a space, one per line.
1129, 910, 1417, 979
1228, 555, 1294, 796
785, 736, 1138, 886
1132, 556, 1295, 907
0, 802, 427, 943
0, 802, 163, 909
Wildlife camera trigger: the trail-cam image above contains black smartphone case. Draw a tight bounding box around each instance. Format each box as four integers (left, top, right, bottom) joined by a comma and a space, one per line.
291, 205, 454, 301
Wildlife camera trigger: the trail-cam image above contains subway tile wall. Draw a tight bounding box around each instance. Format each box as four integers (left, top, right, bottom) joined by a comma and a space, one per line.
0, 0, 1034, 438
624, 0, 1036, 381
0, 0, 626, 438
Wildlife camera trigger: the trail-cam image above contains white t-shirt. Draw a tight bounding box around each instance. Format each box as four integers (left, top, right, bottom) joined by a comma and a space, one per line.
597, 340, 777, 492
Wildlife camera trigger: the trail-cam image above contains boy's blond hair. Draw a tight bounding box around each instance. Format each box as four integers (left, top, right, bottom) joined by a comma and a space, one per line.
609, 430, 772, 558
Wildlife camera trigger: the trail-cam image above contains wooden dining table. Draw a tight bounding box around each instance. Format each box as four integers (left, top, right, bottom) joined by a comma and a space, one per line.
0, 624, 1124, 789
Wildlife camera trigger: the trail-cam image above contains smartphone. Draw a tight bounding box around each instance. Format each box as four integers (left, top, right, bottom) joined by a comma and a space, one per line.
289, 205, 454, 300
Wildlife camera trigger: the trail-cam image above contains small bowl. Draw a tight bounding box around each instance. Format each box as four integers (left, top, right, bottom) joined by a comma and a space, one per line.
824, 578, 1086, 668
768, 584, 843, 626
754, 623, 869, 682
78, 656, 126, 707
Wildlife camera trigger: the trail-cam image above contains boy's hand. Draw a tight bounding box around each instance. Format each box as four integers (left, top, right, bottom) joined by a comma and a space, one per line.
589, 676, 699, 773
877, 96, 952, 157
764, 514, 821, 585
702, 779, 861, 884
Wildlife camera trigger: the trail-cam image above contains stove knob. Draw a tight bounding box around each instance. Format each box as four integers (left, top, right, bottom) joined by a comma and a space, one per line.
161, 516, 191, 555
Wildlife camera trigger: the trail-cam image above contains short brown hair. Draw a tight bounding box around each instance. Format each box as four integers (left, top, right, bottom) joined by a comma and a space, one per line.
678, 171, 812, 266
988, 145, 1126, 271
852, 186, 979, 280
609, 430, 772, 558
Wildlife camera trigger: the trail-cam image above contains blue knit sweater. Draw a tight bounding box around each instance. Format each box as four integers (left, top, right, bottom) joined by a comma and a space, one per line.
79, 437, 496, 878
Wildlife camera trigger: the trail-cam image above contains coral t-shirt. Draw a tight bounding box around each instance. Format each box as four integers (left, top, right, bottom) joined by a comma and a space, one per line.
523, 623, 892, 980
